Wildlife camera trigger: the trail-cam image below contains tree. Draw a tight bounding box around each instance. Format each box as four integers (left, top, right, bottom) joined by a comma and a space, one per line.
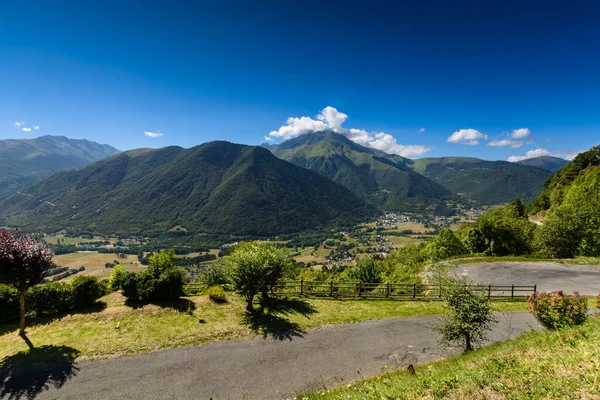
228, 242, 289, 311
0, 228, 53, 336
347, 257, 383, 284
436, 282, 497, 351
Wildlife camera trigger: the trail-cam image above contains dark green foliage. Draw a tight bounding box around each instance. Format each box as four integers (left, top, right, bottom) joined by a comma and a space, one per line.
229, 242, 290, 310
347, 257, 383, 284
425, 228, 467, 260
407, 157, 552, 205
270, 131, 453, 213
529, 145, 600, 214
120, 249, 185, 302
0, 135, 119, 200
0, 141, 375, 236
201, 264, 229, 288
436, 283, 497, 351
0, 278, 105, 321
70, 276, 106, 308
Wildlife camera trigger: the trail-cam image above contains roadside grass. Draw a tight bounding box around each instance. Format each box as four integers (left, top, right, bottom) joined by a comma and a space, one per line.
300, 315, 600, 400
448, 255, 600, 266
0, 293, 525, 362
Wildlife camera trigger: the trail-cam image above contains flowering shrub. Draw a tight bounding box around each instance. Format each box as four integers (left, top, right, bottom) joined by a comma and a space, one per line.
596, 292, 600, 309
526, 290, 587, 329
207, 285, 227, 303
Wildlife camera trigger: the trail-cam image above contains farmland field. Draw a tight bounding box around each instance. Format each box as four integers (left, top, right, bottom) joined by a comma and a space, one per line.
52, 252, 146, 281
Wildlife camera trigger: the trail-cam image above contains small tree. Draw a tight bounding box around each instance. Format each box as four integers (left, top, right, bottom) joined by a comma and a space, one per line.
228, 242, 289, 311
0, 228, 53, 336
436, 282, 497, 351
347, 257, 383, 284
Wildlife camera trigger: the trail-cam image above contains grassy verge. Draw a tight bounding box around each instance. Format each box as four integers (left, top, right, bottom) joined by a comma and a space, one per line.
0, 293, 525, 362
446, 255, 600, 265
300, 315, 600, 399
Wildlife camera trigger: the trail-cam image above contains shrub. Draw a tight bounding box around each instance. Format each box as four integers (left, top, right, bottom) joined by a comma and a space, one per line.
347, 257, 383, 285
0, 284, 18, 320
201, 264, 229, 288
207, 285, 226, 303
27, 282, 72, 315
71, 275, 106, 308
526, 291, 588, 329
121, 272, 140, 299
596, 293, 600, 309
108, 264, 127, 291
436, 282, 497, 351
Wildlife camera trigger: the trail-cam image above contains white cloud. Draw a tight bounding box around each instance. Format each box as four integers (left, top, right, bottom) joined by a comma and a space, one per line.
267, 106, 430, 158
418, 128, 426, 133
488, 139, 524, 148
14, 121, 23, 127
144, 131, 163, 138
33, 125, 39, 130
511, 128, 532, 139
447, 128, 487, 145
21, 127, 32, 132
508, 148, 577, 162
264, 136, 273, 142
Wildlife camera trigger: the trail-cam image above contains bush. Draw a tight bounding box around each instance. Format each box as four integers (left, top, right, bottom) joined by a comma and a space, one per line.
0, 284, 18, 320
207, 285, 226, 303
71, 275, 106, 308
27, 282, 72, 315
596, 293, 600, 309
436, 282, 497, 351
121, 272, 140, 299
526, 291, 588, 329
108, 264, 127, 291
201, 264, 229, 288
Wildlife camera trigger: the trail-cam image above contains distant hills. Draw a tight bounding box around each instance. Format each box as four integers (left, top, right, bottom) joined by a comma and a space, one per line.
515, 156, 568, 172
0, 135, 119, 200
0, 141, 375, 236
404, 157, 553, 205
269, 131, 454, 215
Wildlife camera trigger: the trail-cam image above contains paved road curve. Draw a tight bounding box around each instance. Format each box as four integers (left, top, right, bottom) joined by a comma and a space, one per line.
24, 312, 540, 400
454, 262, 600, 295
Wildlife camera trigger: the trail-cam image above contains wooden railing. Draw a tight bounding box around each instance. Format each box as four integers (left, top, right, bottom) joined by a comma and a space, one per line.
269, 280, 536, 300
184, 281, 536, 299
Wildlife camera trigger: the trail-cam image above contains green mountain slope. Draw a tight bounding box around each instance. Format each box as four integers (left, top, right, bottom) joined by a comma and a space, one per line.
515, 156, 568, 172
0, 141, 375, 236
269, 132, 454, 214
405, 157, 553, 205
528, 145, 600, 214
0, 135, 119, 200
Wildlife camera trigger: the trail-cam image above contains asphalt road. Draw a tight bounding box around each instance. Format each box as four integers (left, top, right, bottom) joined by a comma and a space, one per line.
11, 312, 540, 400
453, 261, 600, 295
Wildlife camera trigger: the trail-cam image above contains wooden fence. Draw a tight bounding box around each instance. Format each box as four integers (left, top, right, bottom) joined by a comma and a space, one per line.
184, 280, 536, 300
268, 280, 536, 300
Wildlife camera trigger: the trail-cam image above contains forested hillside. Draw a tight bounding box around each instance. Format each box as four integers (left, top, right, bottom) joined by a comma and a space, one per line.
0, 135, 119, 200
0, 141, 375, 236
270, 131, 454, 214
405, 157, 552, 205
515, 155, 568, 172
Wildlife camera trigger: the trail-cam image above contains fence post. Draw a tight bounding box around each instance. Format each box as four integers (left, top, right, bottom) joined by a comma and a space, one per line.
533, 284, 537, 294
413, 283, 417, 299
358, 282, 362, 297
438, 283, 442, 299
300, 278, 304, 295
330, 280, 334, 297
385, 282, 390, 298
488, 284, 492, 299
511, 284, 514, 299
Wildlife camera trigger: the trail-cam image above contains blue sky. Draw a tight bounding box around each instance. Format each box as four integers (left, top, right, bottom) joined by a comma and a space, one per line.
1, 0, 598, 160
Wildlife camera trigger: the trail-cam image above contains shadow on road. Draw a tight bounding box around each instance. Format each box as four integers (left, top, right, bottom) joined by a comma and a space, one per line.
0, 339, 79, 400
243, 297, 317, 341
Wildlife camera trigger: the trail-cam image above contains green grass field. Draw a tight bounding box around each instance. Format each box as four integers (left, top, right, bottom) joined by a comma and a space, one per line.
52, 252, 146, 281
300, 315, 600, 399
0, 294, 526, 362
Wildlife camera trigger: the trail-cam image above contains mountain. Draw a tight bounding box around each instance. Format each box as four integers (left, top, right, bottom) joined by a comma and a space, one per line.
0, 135, 120, 200
404, 157, 553, 205
515, 156, 568, 172
269, 131, 454, 214
0, 141, 376, 236
528, 145, 600, 214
